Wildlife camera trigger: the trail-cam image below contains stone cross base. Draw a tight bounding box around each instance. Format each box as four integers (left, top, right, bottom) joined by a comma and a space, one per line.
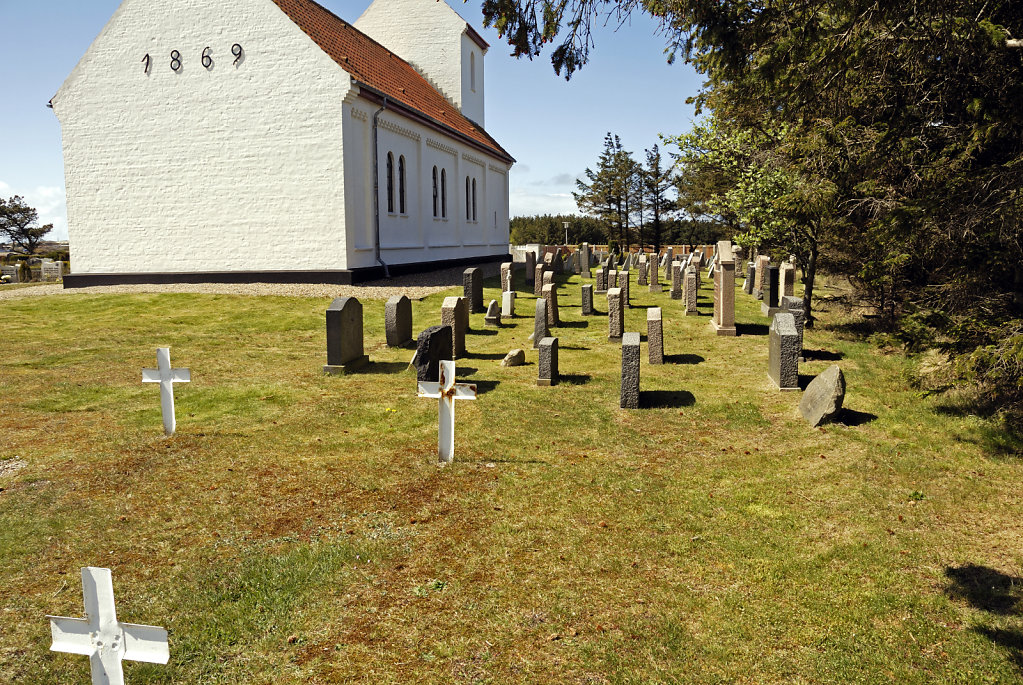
324, 356, 369, 375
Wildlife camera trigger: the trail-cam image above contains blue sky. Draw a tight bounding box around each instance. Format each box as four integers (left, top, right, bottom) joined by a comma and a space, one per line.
0, 0, 704, 240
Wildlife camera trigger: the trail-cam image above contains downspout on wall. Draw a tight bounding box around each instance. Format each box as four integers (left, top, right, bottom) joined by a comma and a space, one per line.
371, 97, 391, 278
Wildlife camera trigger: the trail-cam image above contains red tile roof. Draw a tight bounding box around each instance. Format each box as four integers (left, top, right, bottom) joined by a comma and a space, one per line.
271, 0, 513, 163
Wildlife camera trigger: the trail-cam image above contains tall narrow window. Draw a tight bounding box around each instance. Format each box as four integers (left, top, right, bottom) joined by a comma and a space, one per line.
472, 178, 477, 222
398, 155, 407, 214
470, 52, 476, 92
432, 166, 439, 218
441, 169, 447, 218
386, 152, 395, 214
466, 176, 471, 220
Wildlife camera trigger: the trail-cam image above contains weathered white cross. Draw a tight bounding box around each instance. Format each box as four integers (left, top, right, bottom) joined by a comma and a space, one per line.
417, 360, 477, 464
48, 567, 169, 685
142, 348, 190, 436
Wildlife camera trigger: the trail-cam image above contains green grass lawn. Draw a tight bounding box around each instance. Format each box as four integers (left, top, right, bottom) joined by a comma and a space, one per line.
1, 268, 1021, 683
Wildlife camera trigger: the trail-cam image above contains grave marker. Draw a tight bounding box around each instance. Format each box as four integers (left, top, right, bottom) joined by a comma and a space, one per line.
595, 265, 608, 293
711, 240, 737, 335
780, 262, 796, 298
525, 251, 536, 284
671, 262, 683, 300
412, 325, 453, 381
323, 297, 369, 374
534, 264, 546, 296
142, 348, 190, 436
441, 296, 468, 358
761, 264, 782, 317
620, 332, 641, 409
463, 268, 484, 314
768, 312, 800, 390
542, 283, 560, 327
684, 267, 699, 316
608, 288, 624, 341
417, 360, 477, 464
385, 295, 413, 347
500, 262, 514, 292
648, 308, 664, 364
502, 290, 516, 318
484, 300, 501, 328
532, 298, 548, 349
581, 284, 594, 316
538, 337, 559, 386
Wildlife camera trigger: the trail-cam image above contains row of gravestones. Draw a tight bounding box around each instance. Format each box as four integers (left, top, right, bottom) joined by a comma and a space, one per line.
0, 260, 66, 284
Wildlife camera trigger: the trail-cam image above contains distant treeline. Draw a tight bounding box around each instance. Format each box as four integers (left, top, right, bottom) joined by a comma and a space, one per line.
511, 214, 727, 250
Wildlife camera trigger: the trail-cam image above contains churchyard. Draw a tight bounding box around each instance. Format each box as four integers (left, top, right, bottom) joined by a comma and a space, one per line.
1, 254, 1022, 683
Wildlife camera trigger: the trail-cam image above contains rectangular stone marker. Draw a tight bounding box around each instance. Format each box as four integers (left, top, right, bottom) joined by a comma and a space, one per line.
671, 262, 683, 300
761, 264, 782, 317
744, 261, 755, 295
41, 261, 62, 281
532, 298, 549, 349
1, 264, 20, 283
620, 332, 641, 409
647, 308, 664, 364
711, 240, 737, 335
538, 336, 559, 386
684, 267, 699, 316
608, 287, 624, 341
581, 284, 594, 316
324, 297, 369, 375
48, 567, 169, 685
534, 264, 546, 296
525, 251, 536, 284
441, 296, 468, 358
501, 262, 514, 292
618, 270, 629, 307
581, 243, 591, 269
780, 262, 796, 297
542, 283, 560, 327
572, 251, 582, 274
753, 255, 770, 298
542, 270, 555, 290
638, 257, 649, 286
502, 290, 516, 318
385, 295, 413, 347
769, 312, 800, 390
781, 295, 806, 357
413, 325, 452, 381
418, 360, 477, 464
464, 267, 484, 313
649, 258, 659, 290
485, 300, 501, 328
595, 265, 608, 293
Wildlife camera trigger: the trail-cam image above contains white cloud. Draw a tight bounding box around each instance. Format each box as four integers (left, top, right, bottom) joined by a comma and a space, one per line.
0, 181, 68, 240
510, 187, 577, 217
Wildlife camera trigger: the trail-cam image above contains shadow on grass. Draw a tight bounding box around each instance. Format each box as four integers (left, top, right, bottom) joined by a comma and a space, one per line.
555, 320, 588, 329
560, 345, 590, 351
665, 354, 705, 365
839, 408, 878, 426
945, 564, 1023, 671
640, 390, 696, 409
464, 351, 506, 361
365, 361, 411, 374
559, 373, 592, 385
934, 397, 1023, 457
469, 379, 500, 395
467, 328, 497, 336
736, 322, 769, 336
798, 374, 815, 390
804, 349, 845, 361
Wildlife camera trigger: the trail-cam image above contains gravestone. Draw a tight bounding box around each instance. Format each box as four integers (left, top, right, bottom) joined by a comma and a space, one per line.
780, 262, 796, 297
648, 308, 664, 364
607, 270, 617, 297
413, 325, 453, 381
744, 261, 755, 295
48, 567, 169, 685
595, 265, 608, 293
542, 270, 555, 290
538, 337, 559, 386
581, 243, 592, 269
649, 258, 660, 292
484, 300, 501, 328
542, 283, 560, 327
761, 264, 782, 317
711, 240, 737, 335
671, 262, 683, 300
502, 349, 526, 367
142, 348, 191, 436
41, 261, 63, 282
463, 268, 484, 313
532, 298, 549, 349
781, 295, 806, 357
753, 255, 770, 299
572, 251, 582, 275
607, 288, 624, 341
418, 360, 477, 464
534, 264, 546, 296
768, 312, 800, 390
618, 270, 630, 307
502, 290, 516, 318
581, 284, 594, 316
799, 365, 846, 427
324, 297, 369, 375
1, 265, 20, 283
620, 332, 641, 409
441, 296, 468, 358
683, 267, 699, 316
637, 256, 649, 286
501, 262, 514, 292
525, 251, 536, 284
385, 295, 413, 347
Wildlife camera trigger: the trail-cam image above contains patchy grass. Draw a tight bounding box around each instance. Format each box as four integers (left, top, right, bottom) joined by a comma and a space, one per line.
1, 268, 1022, 683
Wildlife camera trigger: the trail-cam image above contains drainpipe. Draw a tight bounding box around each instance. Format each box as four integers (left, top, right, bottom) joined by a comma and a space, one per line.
372, 97, 391, 278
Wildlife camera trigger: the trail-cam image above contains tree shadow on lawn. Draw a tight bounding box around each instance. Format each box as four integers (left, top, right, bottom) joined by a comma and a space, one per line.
365, 361, 411, 374
803, 348, 845, 361
736, 322, 769, 336
554, 320, 588, 329
559, 373, 591, 385
467, 328, 497, 336
464, 351, 506, 361
837, 408, 878, 426
640, 390, 696, 409
559, 345, 590, 351
665, 354, 705, 365
944, 564, 1023, 670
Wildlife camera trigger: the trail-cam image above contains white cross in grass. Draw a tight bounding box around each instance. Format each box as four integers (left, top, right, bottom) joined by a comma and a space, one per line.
142, 348, 190, 436
417, 360, 477, 464
48, 567, 169, 685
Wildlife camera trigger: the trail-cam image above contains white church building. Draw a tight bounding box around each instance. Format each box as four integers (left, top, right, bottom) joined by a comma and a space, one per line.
52, 0, 515, 286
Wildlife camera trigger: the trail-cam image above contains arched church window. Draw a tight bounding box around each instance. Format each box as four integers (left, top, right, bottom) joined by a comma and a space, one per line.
432, 166, 439, 218
441, 169, 448, 218
399, 155, 407, 214
465, 177, 471, 220
472, 178, 477, 222
386, 152, 395, 214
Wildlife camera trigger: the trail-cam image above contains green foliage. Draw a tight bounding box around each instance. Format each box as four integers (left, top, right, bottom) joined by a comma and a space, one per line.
510, 214, 606, 244
0, 196, 53, 254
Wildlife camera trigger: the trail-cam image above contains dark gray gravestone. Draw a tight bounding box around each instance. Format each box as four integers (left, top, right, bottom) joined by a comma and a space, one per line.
413, 325, 452, 382
781, 295, 806, 358
441, 296, 468, 358
618, 270, 630, 307
384, 295, 413, 347
647, 308, 664, 364
463, 268, 484, 313
324, 297, 368, 375
608, 288, 624, 341
581, 284, 594, 316
620, 332, 641, 409
500, 262, 513, 292
768, 312, 800, 390
761, 264, 782, 317
744, 261, 755, 295
596, 265, 608, 293
538, 337, 559, 386
799, 365, 846, 427
671, 263, 683, 300
525, 251, 536, 284
532, 298, 549, 350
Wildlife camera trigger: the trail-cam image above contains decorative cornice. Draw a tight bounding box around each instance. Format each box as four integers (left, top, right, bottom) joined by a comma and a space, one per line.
462, 152, 485, 168
489, 164, 508, 174
379, 118, 421, 142
426, 138, 459, 156
350, 108, 369, 122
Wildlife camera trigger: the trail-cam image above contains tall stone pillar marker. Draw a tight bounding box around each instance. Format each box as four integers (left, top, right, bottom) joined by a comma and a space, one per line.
464, 268, 484, 314
542, 283, 560, 327
581, 284, 594, 316
620, 332, 641, 409
538, 337, 559, 386
683, 267, 699, 316
324, 297, 369, 375
608, 288, 625, 341
647, 308, 664, 364
753, 255, 770, 299
525, 251, 536, 285
532, 298, 549, 350
762, 264, 782, 317
711, 240, 737, 336
768, 312, 800, 390
671, 262, 683, 300
534, 264, 546, 296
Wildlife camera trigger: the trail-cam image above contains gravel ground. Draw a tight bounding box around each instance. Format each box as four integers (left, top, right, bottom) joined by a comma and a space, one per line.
0, 262, 502, 301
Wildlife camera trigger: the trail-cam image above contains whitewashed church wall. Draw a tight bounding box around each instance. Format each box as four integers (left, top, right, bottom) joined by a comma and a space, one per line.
486, 165, 509, 246
52, 0, 352, 274
459, 34, 485, 127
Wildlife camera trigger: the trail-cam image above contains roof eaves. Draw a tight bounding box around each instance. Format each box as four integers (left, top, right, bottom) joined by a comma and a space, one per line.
465, 24, 490, 52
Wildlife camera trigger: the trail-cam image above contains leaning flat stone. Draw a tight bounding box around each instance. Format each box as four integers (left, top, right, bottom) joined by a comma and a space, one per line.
799, 365, 846, 427
501, 349, 526, 367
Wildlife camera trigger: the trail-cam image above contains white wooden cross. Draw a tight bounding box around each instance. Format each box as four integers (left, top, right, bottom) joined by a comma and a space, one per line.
48, 567, 169, 685
142, 348, 190, 436
417, 360, 477, 464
